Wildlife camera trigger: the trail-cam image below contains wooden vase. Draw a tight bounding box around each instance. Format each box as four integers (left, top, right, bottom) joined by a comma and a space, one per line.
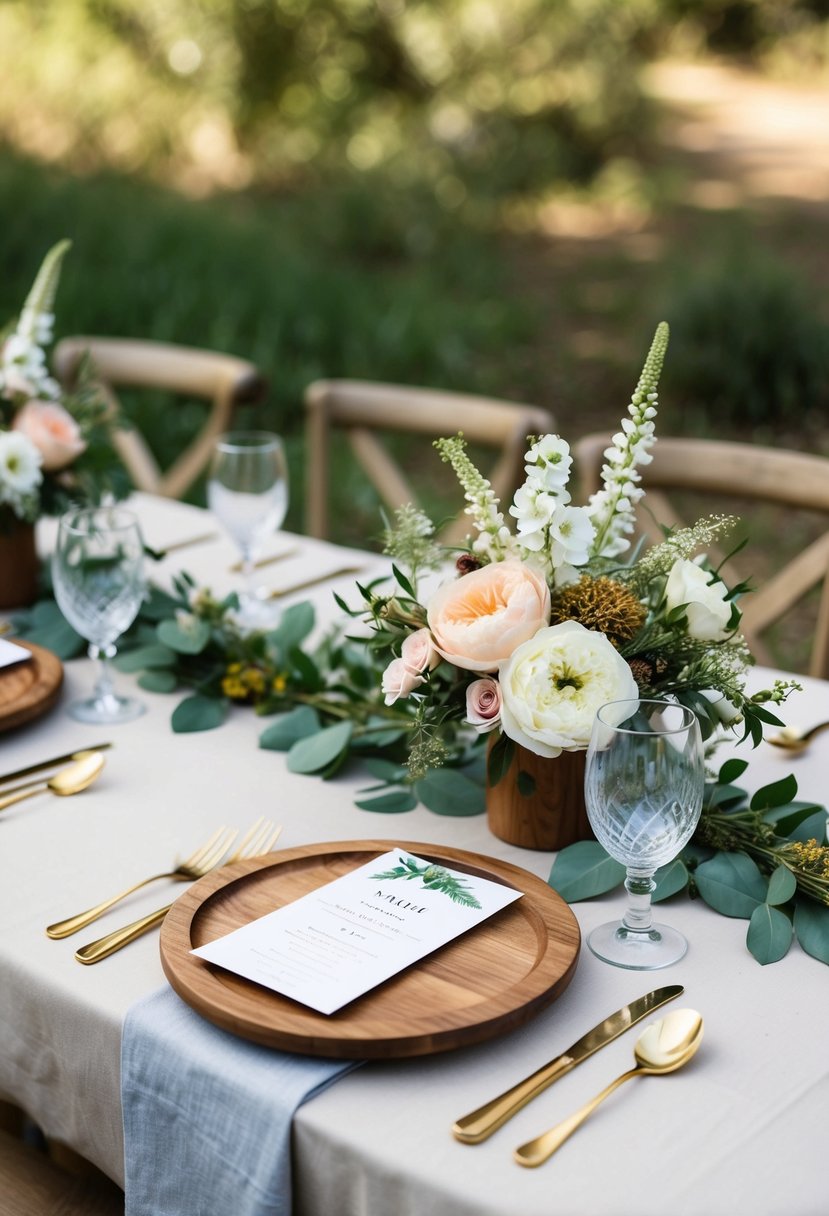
486, 742, 592, 851
0, 520, 40, 609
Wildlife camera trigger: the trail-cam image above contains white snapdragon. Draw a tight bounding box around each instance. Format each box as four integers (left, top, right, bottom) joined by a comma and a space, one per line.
510, 435, 594, 581
587, 321, 669, 559
547, 503, 595, 567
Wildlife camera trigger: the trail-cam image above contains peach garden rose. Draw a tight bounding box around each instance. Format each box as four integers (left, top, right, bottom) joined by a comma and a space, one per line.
13, 399, 86, 472
426, 560, 551, 673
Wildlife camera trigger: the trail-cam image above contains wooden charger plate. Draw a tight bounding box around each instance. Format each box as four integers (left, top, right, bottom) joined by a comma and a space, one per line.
160, 839, 581, 1059
0, 641, 63, 733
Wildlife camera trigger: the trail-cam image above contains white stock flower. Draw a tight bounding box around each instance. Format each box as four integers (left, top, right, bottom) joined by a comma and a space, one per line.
665, 559, 732, 641
498, 621, 639, 758
523, 435, 572, 491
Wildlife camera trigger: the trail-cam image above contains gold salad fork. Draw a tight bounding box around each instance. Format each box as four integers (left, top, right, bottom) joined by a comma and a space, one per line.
75, 819, 283, 964
46, 825, 239, 940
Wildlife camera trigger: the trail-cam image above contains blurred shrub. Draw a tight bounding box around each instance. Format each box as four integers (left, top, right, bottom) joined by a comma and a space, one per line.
661, 253, 829, 430
0, 0, 658, 206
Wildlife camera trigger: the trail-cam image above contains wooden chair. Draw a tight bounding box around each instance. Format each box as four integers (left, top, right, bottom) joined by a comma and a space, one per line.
575, 434, 829, 677
54, 337, 266, 500
304, 379, 555, 545
0, 1128, 124, 1216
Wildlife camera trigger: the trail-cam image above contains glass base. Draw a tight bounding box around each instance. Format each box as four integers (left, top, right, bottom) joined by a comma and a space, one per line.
587, 919, 688, 970
67, 692, 146, 725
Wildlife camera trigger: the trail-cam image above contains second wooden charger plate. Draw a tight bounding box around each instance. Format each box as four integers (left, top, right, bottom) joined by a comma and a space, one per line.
0, 641, 63, 733
160, 839, 581, 1058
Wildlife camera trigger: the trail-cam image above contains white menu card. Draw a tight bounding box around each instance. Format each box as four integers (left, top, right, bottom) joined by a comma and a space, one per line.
193, 849, 523, 1015
0, 639, 32, 669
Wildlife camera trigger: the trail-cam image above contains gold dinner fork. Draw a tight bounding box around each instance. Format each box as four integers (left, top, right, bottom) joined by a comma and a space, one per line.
46, 825, 239, 940
74, 819, 283, 964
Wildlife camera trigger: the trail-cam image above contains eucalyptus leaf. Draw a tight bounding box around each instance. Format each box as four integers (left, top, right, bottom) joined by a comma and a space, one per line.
794, 900, 829, 965
13, 600, 85, 659
287, 722, 353, 774
747, 904, 793, 964
694, 852, 766, 918
750, 774, 798, 811
718, 758, 748, 785
548, 841, 625, 902
267, 601, 315, 654
354, 789, 418, 813
786, 810, 829, 845
766, 864, 797, 906
765, 801, 825, 836
414, 769, 486, 817
288, 647, 323, 692
137, 670, 178, 693
258, 705, 321, 751
114, 643, 176, 673
171, 694, 228, 733
157, 617, 211, 655
361, 758, 408, 783
652, 859, 689, 903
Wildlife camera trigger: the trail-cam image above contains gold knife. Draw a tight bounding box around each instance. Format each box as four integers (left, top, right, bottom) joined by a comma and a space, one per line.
452, 984, 684, 1144
0, 743, 113, 788
266, 566, 364, 599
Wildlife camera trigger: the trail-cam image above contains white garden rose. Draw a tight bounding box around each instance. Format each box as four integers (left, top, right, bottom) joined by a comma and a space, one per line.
498, 621, 639, 758
665, 559, 732, 641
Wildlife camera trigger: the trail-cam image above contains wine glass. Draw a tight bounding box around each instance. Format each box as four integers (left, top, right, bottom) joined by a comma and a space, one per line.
52, 506, 146, 724
207, 431, 289, 627
585, 698, 705, 969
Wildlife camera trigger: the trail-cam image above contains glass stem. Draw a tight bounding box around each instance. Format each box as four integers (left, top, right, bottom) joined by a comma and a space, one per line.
621, 869, 656, 933
240, 549, 256, 606
89, 643, 117, 706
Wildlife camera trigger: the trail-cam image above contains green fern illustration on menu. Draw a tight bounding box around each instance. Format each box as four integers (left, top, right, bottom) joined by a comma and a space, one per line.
370, 856, 482, 909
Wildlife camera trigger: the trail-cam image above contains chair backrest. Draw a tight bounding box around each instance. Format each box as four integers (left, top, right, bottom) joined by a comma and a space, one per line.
575, 433, 829, 677
53, 337, 266, 500
304, 378, 555, 545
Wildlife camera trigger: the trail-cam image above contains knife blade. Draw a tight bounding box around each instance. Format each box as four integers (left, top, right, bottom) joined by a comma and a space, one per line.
452, 983, 684, 1144
0, 744, 113, 788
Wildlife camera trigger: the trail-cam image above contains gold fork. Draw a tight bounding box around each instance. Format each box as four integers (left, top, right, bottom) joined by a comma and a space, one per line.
46, 826, 238, 940
74, 820, 283, 964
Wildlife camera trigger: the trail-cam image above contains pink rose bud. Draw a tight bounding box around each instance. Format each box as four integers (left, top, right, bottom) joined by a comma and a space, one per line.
465, 677, 502, 733
400, 628, 440, 675
381, 657, 425, 706
12, 399, 86, 472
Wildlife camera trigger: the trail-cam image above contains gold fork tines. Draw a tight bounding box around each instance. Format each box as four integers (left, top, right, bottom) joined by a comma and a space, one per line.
74, 820, 283, 964
46, 826, 238, 940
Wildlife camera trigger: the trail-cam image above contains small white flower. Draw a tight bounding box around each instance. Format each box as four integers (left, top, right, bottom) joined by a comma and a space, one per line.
547, 504, 595, 568
0, 431, 43, 495
523, 435, 572, 491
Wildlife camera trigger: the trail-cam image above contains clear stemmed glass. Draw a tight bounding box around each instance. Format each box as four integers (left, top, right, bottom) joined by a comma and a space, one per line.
585, 698, 705, 970
52, 506, 146, 724
207, 431, 289, 627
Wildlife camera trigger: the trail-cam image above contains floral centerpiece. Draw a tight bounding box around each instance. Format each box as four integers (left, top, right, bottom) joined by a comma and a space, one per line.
0, 240, 125, 606
350, 321, 796, 846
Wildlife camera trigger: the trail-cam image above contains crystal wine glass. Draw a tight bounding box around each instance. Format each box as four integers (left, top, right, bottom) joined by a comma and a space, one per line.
52, 506, 146, 724
207, 431, 289, 627
585, 698, 705, 969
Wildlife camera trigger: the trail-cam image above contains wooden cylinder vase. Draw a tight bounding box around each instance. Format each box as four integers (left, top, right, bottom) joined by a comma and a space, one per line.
486, 743, 592, 851
0, 520, 39, 609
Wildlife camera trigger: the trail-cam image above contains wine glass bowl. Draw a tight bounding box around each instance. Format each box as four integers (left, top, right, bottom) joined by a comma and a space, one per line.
52, 506, 146, 724
585, 698, 704, 970
207, 431, 289, 626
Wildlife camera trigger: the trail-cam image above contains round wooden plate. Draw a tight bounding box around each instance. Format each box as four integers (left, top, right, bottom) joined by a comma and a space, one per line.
160, 839, 581, 1059
0, 641, 63, 733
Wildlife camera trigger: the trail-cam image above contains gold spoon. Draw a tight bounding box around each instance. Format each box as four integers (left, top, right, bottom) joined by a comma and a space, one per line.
767, 721, 829, 754
514, 1009, 704, 1168
0, 752, 105, 814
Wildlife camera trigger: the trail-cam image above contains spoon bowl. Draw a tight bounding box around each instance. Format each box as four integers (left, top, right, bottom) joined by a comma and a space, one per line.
0, 752, 105, 813
767, 722, 829, 754
514, 1009, 703, 1167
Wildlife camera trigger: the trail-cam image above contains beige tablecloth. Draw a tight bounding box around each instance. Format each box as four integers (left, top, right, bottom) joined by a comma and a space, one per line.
1, 494, 827, 1216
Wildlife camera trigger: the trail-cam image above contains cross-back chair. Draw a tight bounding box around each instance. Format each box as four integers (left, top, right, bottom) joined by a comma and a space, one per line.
304, 378, 555, 545
575, 434, 829, 677
53, 337, 266, 500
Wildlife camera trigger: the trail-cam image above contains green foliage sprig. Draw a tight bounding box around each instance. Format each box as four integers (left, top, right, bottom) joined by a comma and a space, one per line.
549, 758, 829, 967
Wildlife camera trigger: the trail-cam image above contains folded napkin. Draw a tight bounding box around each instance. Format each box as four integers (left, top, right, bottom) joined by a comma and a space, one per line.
121, 986, 360, 1216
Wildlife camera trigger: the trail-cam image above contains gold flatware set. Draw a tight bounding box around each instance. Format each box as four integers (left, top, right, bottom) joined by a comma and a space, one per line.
0, 750, 106, 813
46, 818, 282, 964
453, 985, 703, 1166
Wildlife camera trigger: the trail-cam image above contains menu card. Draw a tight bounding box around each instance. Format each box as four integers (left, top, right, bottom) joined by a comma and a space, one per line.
0, 639, 32, 669
193, 849, 523, 1015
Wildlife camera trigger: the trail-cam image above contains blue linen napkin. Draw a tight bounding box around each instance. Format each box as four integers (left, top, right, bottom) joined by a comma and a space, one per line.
121, 986, 360, 1216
